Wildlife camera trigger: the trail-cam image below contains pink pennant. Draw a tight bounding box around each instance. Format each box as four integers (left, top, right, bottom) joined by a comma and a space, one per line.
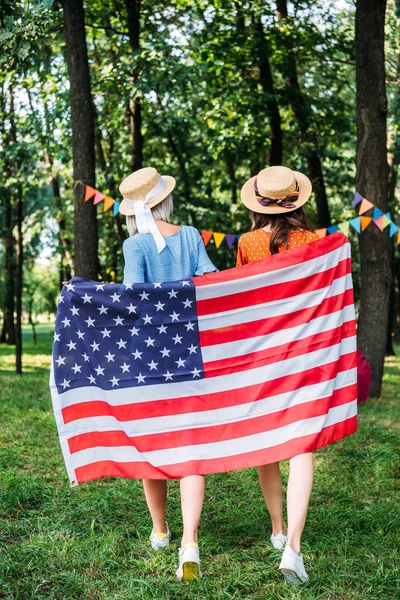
93, 191, 106, 205
374, 215, 384, 231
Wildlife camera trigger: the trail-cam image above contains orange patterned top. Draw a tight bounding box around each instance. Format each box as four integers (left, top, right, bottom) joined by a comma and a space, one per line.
236, 229, 320, 266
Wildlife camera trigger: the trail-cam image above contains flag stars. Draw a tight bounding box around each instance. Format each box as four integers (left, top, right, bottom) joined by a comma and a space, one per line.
105, 351, 115, 362
160, 347, 171, 358
139, 290, 150, 301
70, 306, 79, 316
191, 368, 201, 378
113, 316, 124, 326
172, 334, 183, 345
135, 373, 146, 384
87, 374, 96, 384
153, 283, 162, 289
124, 284, 133, 290
169, 311, 180, 322
62, 317, 71, 328
132, 349, 143, 360
101, 328, 111, 338
90, 341, 100, 352
116, 339, 128, 349
154, 301, 165, 311
110, 292, 121, 303
142, 314, 153, 324
168, 289, 178, 299
95, 284, 105, 291
181, 281, 191, 287
98, 304, 108, 315
182, 298, 193, 308
110, 376, 120, 387
127, 303, 137, 314
76, 330, 85, 340
129, 326, 139, 336
158, 324, 168, 334
95, 365, 105, 376
147, 360, 158, 371
55, 356, 66, 367
66, 341, 77, 351
163, 371, 173, 381
145, 336, 155, 347
85, 317, 96, 327
54, 333, 61, 342
82, 293, 92, 304
120, 362, 130, 373
61, 379, 71, 390
65, 282, 75, 292
188, 344, 197, 354
175, 357, 186, 368
185, 321, 195, 331
82, 353, 90, 362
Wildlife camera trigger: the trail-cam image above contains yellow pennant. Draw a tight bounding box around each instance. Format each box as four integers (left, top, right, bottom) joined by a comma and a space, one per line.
103, 196, 115, 212
213, 232, 225, 248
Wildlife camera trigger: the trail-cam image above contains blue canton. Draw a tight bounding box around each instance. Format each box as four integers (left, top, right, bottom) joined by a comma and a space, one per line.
53, 277, 204, 394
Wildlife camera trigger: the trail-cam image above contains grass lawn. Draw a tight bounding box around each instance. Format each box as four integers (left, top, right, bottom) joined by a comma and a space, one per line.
0, 327, 399, 599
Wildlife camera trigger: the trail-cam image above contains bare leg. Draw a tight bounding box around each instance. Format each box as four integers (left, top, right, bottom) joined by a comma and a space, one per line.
142, 479, 168, 533
286, 453, 314, 554
258, 463, 286, 535
180, 475, 205, 546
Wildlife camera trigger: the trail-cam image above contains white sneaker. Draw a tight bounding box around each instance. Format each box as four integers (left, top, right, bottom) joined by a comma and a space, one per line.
176, 543, 202, 581
270, 531, 287, 550
149, 522, 171, 550
279, 544, 309, 584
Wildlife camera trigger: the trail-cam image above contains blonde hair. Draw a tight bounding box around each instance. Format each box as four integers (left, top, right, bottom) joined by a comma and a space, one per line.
126, 194, 174, 236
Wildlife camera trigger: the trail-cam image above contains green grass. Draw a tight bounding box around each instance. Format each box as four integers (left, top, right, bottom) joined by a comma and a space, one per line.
0, 328, 399, 599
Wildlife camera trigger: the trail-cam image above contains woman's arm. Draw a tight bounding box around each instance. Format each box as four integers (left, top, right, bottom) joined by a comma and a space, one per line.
123, 237, 146, 284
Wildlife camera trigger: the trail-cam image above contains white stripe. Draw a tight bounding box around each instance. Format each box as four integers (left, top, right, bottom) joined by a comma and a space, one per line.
63, 368, 357, 438
56, 336, 356, 409
202, 304, 355, 362
196, 243, 350, 301
69, 400, 357, 470
199, 273, 353, 331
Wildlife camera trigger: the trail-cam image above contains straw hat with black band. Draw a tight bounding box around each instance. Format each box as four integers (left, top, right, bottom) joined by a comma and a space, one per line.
241, 166, 312, 215
119, 167, 176, 253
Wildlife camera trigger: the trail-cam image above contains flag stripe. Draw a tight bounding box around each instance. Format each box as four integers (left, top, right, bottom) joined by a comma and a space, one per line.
196, 258, 351, 317
61, 350, 355, 425
199, 287, 354, 347
68, 382, 356, 454
68, 401, 357, 471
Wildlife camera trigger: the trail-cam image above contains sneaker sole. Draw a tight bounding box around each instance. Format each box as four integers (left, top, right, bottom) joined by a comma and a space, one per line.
182, 562, 200, 581
280, 567, 308, 585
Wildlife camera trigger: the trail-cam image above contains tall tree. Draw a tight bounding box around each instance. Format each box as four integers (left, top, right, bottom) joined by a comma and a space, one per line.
276, 0, 331, 227
125, 0, 143, 171
356, 0, 391, 397
62, 0, 98, 279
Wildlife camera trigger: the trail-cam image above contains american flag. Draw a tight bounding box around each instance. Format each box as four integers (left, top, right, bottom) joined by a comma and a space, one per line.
50, 232, 357, 486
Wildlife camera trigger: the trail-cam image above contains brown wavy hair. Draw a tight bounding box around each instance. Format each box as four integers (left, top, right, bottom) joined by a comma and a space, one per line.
251, 207, 314, 255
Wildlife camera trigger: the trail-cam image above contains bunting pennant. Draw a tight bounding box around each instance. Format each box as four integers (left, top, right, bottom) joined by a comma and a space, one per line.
374, 215, 384, 231
360, 216, 372, 231
84, 186, 96, 202
93, 191, 106, 205
225, 234, 237, 248
213, 232, 225, 248
327, 225, 339, 234
358, 199, 374, 215
201, 230, 213, 246
338, 222, 350, 237
382, 214, 392, 229
398, 231, 400, 245
349, 217, 361, 234
112, 201, 120, 217
352, 191, 363, 208
315, 228, 327, 238
389, 222, 399, 238
372, 207, 384, 221
103, 196, 115, 212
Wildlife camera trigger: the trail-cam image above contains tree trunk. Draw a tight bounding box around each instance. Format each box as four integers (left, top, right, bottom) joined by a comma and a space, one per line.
0, 82, 16, 345
125, 0, 143, 171
356, 0, 391, 397
62, 0, 98, 280
253, 17, 283, 166
15, 188, 23, 374
276, 0, 331, 227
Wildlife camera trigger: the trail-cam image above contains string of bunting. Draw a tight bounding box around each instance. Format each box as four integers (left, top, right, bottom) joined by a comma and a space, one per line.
83, 185, 400, 248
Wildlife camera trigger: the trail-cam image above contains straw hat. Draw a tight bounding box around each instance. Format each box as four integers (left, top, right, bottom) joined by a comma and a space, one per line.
119, 167, 176, 216
241, 166, 312, 215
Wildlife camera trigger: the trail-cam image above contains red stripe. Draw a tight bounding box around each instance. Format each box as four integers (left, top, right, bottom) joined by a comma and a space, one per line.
197, 258, 351, 317
74, 415, 357, 483
200, 288, 354, 347
204, 321, 355, 377
62, 350, 356, 425
194, 233, 347, 288
68, 384, 356, 454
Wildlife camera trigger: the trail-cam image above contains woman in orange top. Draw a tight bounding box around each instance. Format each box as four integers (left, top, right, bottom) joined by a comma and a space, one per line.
237, 166, 319, 585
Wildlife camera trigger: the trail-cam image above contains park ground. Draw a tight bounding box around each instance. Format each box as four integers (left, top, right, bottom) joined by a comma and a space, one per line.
0, 326, 399, 600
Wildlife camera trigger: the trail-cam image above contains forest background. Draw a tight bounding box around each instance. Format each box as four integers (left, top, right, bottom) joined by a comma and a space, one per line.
0, 0, 399, 397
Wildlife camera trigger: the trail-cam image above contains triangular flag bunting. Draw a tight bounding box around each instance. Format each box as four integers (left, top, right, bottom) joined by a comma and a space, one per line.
352, 191, 363, 208
349, 217, 361, 234
236, 234, 241, 241
374, 215, 384, 231
372, 207, 384, 221
201, 230, 213, 246
389, 222, 399, 238
112, 201, 120, 217
93, 191, 106, 205
397, 230, 400, 245
103, 196, 115, 212
327, 225, 339, 234
360, 216, 372, 231
213, 232, 225, 249
358, 199, 374, 215
338, 222, 350, 237
84, 185, 96, 202
314, 228, 327, 238
382, 214, 392, 229
225, 234, 236, 248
